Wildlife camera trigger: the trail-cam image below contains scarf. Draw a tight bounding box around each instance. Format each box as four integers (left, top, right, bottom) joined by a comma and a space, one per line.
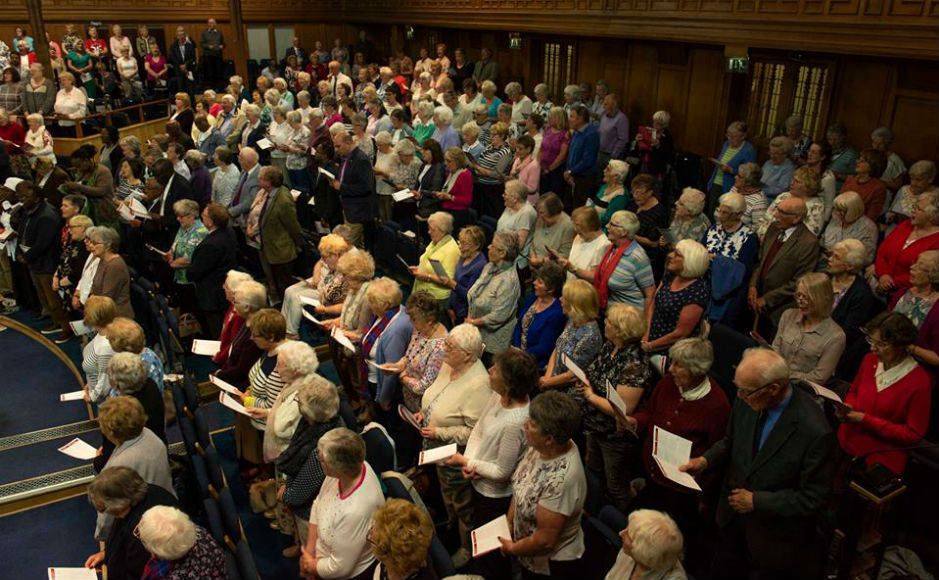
594, 240, 632, 308
276, 416, 342, 476
141, 557, 172, 580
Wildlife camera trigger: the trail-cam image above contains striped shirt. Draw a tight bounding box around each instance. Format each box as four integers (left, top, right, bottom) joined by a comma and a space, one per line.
475, 144, 513, 186
607, 241, 655, 310
246, 352, 286, 429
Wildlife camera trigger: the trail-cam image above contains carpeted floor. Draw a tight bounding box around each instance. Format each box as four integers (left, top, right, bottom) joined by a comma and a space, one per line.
0, 493, 99, 580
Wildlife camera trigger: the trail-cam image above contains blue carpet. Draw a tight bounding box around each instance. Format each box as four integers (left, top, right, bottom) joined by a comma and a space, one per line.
0, 433, 100, 485
0, 323, 86, 438
0, 494, 99, 580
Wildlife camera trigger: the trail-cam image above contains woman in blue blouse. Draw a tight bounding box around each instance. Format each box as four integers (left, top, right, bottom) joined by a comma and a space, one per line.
446, 225, 487, 325
707, 120, 757, 212
511, 262, 568, 368
540, 279, 604, 390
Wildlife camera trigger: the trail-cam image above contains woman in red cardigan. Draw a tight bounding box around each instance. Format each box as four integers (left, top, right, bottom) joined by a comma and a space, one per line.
874, 191, 939, 297
627, 337, 731, 538
837, 312, 931, 474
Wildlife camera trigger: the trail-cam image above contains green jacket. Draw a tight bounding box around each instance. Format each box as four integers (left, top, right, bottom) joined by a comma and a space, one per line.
260, 186, 304, 265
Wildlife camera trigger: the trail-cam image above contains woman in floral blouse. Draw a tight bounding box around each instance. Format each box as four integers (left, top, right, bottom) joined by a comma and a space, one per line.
573, 303, 655, 513
540, 279, 604, 392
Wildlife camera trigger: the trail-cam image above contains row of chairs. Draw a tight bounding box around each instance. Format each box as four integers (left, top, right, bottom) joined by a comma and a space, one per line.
128, 267, 185, 373
169, 376, 261, 580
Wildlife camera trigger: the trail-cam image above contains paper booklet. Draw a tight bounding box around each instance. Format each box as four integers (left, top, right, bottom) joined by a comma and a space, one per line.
299, 295, 321, 308
59, 391, 85, 402
392, 188, 414, 202
330, 327, 356, 353
318, 167, 335, 180
129, 198, 150, 218
219, 392, 251, 416
804, 380, 847, 409
562, 354, 588, 385
69, 320, 93, 336
58, 438, 98, 460
398, 404, 422, 430
419, 443, 457, 466
428, 259, 449, 280
47, 568, 98, 580
396, 254, 412, 270
652, 426, 701, 491
255, 138, 273, 150
471, 515, 511, 557
301, 308, 324, 325
209, 374, 241, 396
290, 189, 302, 201
191, 339, 221, 356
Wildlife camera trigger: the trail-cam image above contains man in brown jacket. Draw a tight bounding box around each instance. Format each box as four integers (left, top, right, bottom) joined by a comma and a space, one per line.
748, 196, 819, 341
250, 166, 304, 304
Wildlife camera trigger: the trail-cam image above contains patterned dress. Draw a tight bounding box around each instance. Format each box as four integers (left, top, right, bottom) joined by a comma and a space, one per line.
573, 341, 654, 437
647, 273, 710, 344
400, 332, 446, 412
552, 321, 603, 377
171, 219, 208, 284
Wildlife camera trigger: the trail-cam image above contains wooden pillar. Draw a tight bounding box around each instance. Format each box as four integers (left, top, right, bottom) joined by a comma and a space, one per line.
228, 0, 248, 82
25, 0, 49, 67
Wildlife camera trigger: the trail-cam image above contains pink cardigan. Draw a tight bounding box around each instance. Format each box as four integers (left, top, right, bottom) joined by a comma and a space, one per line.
442, 169, 474, 211
511, 155, 541, 196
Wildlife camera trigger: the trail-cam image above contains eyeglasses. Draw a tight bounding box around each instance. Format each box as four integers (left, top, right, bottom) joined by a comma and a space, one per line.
865, 335, 889, 349
736, 382, 775, 401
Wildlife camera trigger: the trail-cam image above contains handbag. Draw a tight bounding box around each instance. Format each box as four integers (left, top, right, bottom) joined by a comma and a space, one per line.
177, 312, 201, 338
248, 478, 278, 514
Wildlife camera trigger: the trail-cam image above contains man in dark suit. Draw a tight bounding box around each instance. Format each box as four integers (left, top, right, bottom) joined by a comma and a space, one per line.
331, 131, 376, 250
249, 166, 304, 304
283, 36, 308, 69
168, 26, 197, 96
748, 196, 819, 340
682, 347, 834, 579
187, 203, 237, 338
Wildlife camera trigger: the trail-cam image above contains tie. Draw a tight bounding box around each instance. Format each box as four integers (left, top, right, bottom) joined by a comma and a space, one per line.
757, 232, 785, 290
332, 76, 337, 95
231, 171, 248, 207
753, 410, 768, 455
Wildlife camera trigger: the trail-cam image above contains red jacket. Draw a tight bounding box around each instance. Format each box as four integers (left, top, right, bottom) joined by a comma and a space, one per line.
875, 219, 939, 294
838, 352, 931, 474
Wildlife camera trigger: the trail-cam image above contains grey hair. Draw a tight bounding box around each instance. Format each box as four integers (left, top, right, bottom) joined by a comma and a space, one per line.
504, 179, 530, 202
832, 238, 869, 271
225, 270, 253, 292
607, 160, 629, 184
86, 226, 120, 253
652, 110, 671, 127
375, 130, 392, 145
184, 149, 206, 169
668, 337, 713, 376
273, 105, 289, 119
107, 352, 148, 393
318, 427, 366, 476
296, 376, 340, 423
784, 115, 803, 130
473, 103, 489, 115
276, 341, 319, 378
768, 136, 794, 155
737, 162, 762, 187
608, 210, 640, 237
491, 230, 519, 263
504, 81, 522, 97
533, 83, 549, 97
220, 94, 236, 105
909, 160, 936, 181
310, 107, 325, 120
674, 239, 710, 279
916, 190, 939, 223
297, 90, 311, 102
119, 135, 142, 155
428, 211, 454, 234
350, 112, 367, 128
871, 126, 894, 145
627, 509, 684, 571
417, 100, 436, 118
244, 103, 261, 117
497, 103, 512, 117
917, 250, 939, 286
137, 506, 197, 561
87, 466, 148, 514
286, 110, 302, 124
727, 121, 747, 136
718, 192, 746, 214
742, 347, 790, 387
563, 84, 581, 98
234, 280, 267, 312
679, 188, 706, 216
448, 323, 484, 360
434, 105, 453, 124
395, 139, 417, 156
173, 198, 200, 218
264, 88, 281, 105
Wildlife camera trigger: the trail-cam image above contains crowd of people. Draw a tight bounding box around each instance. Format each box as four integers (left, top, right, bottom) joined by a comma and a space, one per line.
0, 22, 937, 580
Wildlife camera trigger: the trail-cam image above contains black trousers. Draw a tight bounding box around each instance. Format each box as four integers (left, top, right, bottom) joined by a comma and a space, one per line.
201, 53, 224, 87
472, 489, 512, 580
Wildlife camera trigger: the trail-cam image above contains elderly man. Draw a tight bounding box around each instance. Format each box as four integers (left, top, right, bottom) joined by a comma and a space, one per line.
331, 131, 376, 249
326, 60, 352, 97
472, 47, 498, 83
748, 196, 819, 340
168, 26, 197, 95
215, 94, 247, 148
199, 19, 224, 89
597, 93, 629, 174
228, 147, 261, 227
283, 36, 308, 69
564, 105, 599, 213
247, 166, 304, 303
681, 348, 834, 580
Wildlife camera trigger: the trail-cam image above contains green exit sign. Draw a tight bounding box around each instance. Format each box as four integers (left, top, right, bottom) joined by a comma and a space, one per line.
726, 57, 750, 74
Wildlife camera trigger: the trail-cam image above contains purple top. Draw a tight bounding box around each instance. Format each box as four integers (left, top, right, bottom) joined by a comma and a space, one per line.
599, 110, 630, 158
539, 126, 570, 169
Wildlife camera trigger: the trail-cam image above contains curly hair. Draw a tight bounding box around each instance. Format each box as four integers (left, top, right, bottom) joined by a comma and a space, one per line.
99, 396, 147, 442
371, 499, 434, 576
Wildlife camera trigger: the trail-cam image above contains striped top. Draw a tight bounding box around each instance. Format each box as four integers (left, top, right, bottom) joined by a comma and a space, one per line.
475, 144, 513, 186
606, 241, 655, 310
245, 351, 286, 430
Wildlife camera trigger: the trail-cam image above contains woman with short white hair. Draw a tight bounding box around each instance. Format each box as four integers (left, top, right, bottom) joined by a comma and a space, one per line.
411, 211, 461, 310
478, 79, 502, 119
829, 238, 876, 379
642, 240, 710, 355
532, 83, 553, 119
729, 161, 768, 228
888, 160, 938, 225
562, 83, 582, 115
137, 505, 227, 579
586, 158, 630, 229
213, 270, 254, 365
24, 112, 54, 164
300, 428, 385, 580
822, 191, 879, 263
214, 280, 266, 387
497, 179, 538, 268
431, 104, 459, 151
665, 187, 710, 246
594, 210, 656, 314
605, 509, 688, 580
505, 81, 533, 126
702, 191, 758, 324
411, 72, 437, 117
466, 232, 522, 357
412, 98, 437, 146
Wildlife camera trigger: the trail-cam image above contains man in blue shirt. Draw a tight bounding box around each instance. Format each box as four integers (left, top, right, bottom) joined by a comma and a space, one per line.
564, 105, 599, 213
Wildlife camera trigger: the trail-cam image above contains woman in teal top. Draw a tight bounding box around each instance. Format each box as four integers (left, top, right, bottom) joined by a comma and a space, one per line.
411, 100, 437, 147
587, 159, 632, 230
66, 43, 96, 98
707, 120, 757, 202
168, 199, 208, 285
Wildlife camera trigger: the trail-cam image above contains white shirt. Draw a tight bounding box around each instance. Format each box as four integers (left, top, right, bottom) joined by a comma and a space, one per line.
54, 87, 87, 126
173, 159, 191, 181
567, 232, 611, 281
464, 393, 529, 498
875, 356, 919, 392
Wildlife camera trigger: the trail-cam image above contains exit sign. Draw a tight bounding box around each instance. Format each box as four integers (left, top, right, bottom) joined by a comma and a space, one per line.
726, 57, 750, 74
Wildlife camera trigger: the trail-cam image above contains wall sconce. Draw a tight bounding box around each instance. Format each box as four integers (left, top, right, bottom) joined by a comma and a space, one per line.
509, 33, 521, 50
405, 26, 415, 40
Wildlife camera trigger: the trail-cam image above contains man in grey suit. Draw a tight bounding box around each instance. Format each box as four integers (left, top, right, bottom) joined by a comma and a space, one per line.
682, 348, 834, 580
748, 196, 819, 340
227, 147, 262, 275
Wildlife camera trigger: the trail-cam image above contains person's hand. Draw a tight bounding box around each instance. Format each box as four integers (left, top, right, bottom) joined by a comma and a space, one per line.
277, 485, 286, 501
747, 287, 759, 311
84, 550, 105, 569
446, 452, 467, 467
658, 235, 668, 248
60, 276, 71, 287
245, 407, 269, 419
752, 296, 765, 313
877, 274, 896, 293
635, 132, 645, 143
408, 265, 422, 279
51, 275, 60, 291
574, 379, 594, 399
835, 405, 865, 423
498, 536, 515, 556
300, 545, 318, 579
679, 456, 708, 476
419, 426, 437, 439
379, 401, 392, 411
464, 317, 482, 326
82, 384, 91, 403
563, 170, 573, 185
461, 465, 480, 480
728, 489, 755, 514
331, 179, 341, 190
95, 445, 103, 457
614, 413, 637, 433
71, 295, 82, 310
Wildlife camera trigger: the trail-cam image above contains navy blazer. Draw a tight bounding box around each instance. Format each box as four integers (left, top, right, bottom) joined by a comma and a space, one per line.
511, 295, 567, 368
338, 147, 377, 224
242, 122, 270, 165
187, 227, 238, 312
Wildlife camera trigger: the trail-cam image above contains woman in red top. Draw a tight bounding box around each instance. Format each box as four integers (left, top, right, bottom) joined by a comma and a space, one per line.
837, 312, 931, 474
212, 271, 254, 366
874, 191, 939, 297
438, 147, 473, 212
842, 148, 887, 221
0, 107, 26, 155
84, 25, 108, 60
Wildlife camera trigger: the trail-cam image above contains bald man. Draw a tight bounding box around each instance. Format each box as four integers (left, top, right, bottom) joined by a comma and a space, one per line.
326, 60, 352, 97
748, 196, 819, 340
681, 347, 834, 579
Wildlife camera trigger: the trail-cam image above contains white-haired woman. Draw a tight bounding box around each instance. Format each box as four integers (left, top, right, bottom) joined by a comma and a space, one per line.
283, 109, 312, 193
498, 179, 538, 269
505, 81, 533, 127
282, 233, 350, 339
561, 83, 582, 116
137, 505, 227, 579
822, 191, 879, 264
642, 240, 710, 355
761, 136, 796, 199
532, 83, 553, 119
431, 104, 459, 151
472, 121, 514, 218
594, 210, 656, 314
889, 251, 939, 377
728, 161, 768, 229
466, 232, 522, 360
773, 272, 846, 384
784, 115, 811, 162
707, 120, 756, 200
874, 190, 939, 297
99, 352, 166, 469
829, 239, 875, 380
415, 323, 491, 567
605, 509, 688, 580
266, 104, 292, 184
887, 160, 938, 225
703, 191, 759, 325
213, 271, 254, 364
664, 188, 710, 246
165, 199, 208, 288
372, 131, 396, 221
213, 280, 266, 387
635, 110, 675, 179
360, 278, 412, 412
411, 98, 437, 146
300, 428, 385, 580
410, 211, 460, 311
587, 159, 630, 229
24, 112, 54, 164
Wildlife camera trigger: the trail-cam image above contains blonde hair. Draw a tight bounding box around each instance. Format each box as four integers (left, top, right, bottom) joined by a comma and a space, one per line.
99, 396, 147, 441
371, 499, 434, 575
605, 303, 646, 343
674, 239, 710, 279
797, 272, 833, 319
84, 295, 118, 328
318, 233, 349, 256
366, 277, 403, 311
547, 106, 568, 131
627, 509, 684, 571
562, 279, 599, 323
107, 317, 145, 353
833, 191, 866, 223
337, 251, 375, 282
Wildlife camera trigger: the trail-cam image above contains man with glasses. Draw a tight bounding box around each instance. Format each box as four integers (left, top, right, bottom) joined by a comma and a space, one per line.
748, 196, 819, 341
680, 347, 834, 579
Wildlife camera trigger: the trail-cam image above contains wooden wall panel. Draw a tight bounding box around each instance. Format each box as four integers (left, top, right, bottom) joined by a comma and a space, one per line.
888, 95, 938, 164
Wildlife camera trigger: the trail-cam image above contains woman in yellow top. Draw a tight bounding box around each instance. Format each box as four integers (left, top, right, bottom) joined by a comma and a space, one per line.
409, 211, 461, 318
